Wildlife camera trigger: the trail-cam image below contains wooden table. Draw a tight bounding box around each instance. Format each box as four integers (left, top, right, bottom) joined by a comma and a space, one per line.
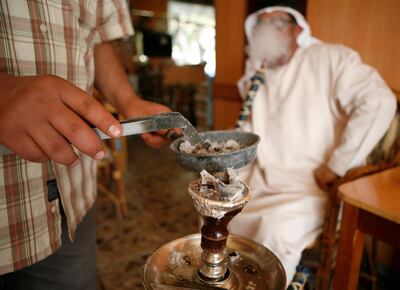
333, 167, 400, 290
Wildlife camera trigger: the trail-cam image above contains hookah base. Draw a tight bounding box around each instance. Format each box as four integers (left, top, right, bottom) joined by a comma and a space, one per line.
143, 233, 286, 290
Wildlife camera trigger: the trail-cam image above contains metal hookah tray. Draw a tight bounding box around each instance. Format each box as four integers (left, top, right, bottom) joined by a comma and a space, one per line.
143, 234, 286, 290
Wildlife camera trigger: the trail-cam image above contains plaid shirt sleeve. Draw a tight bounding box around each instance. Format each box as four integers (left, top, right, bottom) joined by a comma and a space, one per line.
97, 0, 134, 42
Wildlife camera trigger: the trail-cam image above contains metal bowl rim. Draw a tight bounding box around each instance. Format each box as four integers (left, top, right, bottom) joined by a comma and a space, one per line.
170, 130, 261, 157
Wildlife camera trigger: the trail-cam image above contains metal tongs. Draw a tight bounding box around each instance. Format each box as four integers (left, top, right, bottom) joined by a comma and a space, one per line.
0, 112, 202, 155
95, 112, 201, 144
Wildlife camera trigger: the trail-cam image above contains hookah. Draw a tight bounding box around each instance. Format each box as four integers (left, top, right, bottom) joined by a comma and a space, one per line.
143, 71, 286, 289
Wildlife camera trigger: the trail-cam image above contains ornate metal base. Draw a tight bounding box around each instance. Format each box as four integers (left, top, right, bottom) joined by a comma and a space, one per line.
143, 234, 286, 290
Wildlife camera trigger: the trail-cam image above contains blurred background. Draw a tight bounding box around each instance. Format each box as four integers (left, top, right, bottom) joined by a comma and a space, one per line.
96, 1, 400, 289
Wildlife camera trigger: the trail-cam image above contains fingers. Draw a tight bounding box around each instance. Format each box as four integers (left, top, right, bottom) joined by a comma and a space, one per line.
141, 133, 168, 148
143, 128, 182, 147
9, 135, 49, 163
0, 75, 118, 165
29, 122, 79, 166
60, 85, 122, 139
155, 129, 168, 135
173, 128, 181, 135
49, 107, 106, 161
313, 166, 338, 191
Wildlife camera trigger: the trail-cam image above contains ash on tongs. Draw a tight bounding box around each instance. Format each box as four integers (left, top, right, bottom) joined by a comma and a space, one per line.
179, 139, 244, 154
199, 169, 245, 202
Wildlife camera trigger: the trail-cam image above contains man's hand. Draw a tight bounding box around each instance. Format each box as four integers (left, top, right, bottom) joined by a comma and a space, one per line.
120, 98, 177, 148
313, 164, 339, 191
93, 42, 177, 149
0, 74, 122, 166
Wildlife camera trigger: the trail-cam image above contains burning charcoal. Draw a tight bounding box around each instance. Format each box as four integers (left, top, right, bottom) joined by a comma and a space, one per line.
178, 140, 195, 154
178, 138, 245, 155
221, 170, 230, 184
201, 139, 212, 150
215, 168, 244, 201
200, 170, 216, 186
225, 139, 241, 150
198, 169, 245, 202
216, 180, 245, 201
210, 144, 223, 153
196, 149, 209, 155
199, 170, 216, 194
226, 168, 239, 184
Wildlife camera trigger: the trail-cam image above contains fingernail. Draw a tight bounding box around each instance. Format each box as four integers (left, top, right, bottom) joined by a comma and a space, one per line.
108, 125, 121, 137
71, 159, 80, 167
95, 151, 105, 160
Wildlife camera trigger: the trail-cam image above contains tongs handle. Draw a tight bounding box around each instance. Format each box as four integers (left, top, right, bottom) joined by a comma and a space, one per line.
95, 112, 198, 141
0, 112, 201, 156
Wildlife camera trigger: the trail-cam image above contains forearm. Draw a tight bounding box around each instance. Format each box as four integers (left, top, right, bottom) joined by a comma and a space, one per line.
327, 92, 396, 176
93, 41, 174, 148
328, 48, 397, 175
94, 42, 140, 116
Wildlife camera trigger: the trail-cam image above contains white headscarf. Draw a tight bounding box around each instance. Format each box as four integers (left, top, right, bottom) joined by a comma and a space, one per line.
238, 6, 320, 97
245, 6, 318, 48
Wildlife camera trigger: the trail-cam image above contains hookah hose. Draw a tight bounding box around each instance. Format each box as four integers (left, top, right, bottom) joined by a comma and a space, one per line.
236, 70, 265, 129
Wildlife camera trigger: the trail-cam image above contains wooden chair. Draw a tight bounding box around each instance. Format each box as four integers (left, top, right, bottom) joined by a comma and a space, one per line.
316, 94, 400, 290
97, 137, 129, 219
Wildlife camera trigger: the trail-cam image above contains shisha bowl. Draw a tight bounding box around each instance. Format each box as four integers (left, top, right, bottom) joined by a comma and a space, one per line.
170, 130, 260, 173
188, 175, 250, 220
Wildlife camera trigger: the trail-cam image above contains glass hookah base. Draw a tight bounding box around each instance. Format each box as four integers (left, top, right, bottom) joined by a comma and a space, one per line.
143, 233, 286, 290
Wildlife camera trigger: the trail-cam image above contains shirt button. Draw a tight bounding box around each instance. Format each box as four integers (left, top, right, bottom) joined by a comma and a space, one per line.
51, 206, 56, 213
40, 24, 48, 33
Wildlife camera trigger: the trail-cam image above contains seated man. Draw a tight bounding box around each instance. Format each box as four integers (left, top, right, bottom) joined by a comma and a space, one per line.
228, 0, 396, 289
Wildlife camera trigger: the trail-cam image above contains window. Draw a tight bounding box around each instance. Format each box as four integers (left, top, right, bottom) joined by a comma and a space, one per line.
167, 1, 215, 77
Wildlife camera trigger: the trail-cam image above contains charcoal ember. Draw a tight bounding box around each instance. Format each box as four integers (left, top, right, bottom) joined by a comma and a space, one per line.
216, 180, 244, 202
226, 168, 239, 183
198, 169, 244, 202
225, 139, 241, 151
194, 148, 209, 154
221, 171, 229, 183
178, 140, 195, 154
200, 170, 216, 189
178, 139, 244, 154
199, 170, 217, 199
201, 140, 212, 150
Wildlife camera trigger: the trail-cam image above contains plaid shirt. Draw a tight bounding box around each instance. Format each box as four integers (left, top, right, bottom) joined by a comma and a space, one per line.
0, 0, 133, 275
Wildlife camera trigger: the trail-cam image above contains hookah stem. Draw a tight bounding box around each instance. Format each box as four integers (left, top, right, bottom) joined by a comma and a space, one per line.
236, 70, 265, 129
201, 208, 243, 252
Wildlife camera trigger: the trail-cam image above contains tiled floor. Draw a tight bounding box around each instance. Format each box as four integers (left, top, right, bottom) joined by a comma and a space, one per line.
96, 137, 199, 290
